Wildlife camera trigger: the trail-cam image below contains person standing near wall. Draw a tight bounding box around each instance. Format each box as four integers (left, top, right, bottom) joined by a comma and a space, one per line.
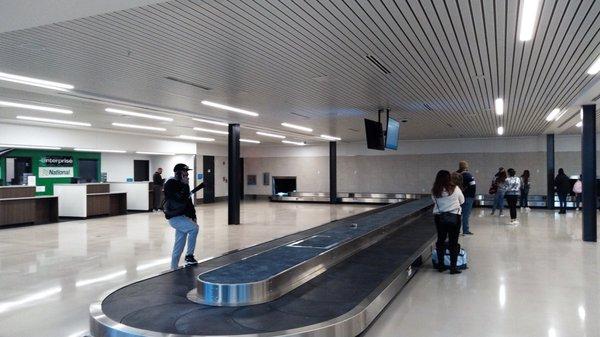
573, 175, 583, 211
491, 168, 508, 216
520, 170, 531, 211
152, 167, 165, 211
163, 163, 204, 269
505, 168, 521, 224
457, 160, 475, 235
554, 168, 571, 214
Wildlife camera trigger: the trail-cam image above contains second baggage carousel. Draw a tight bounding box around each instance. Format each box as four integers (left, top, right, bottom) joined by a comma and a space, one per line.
90, 198, 436, 337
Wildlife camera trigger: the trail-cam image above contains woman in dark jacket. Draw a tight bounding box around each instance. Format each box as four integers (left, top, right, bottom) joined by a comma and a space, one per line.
520, 170, 531, 210
554, 168, 571, 214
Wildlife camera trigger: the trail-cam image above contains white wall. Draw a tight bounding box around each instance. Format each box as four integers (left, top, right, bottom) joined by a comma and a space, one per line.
0, 124, 196, 154
195, 144, 229, 199
101, 153, 151, 182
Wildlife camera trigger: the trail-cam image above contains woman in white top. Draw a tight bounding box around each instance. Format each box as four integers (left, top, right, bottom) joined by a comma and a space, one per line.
431, 170, 465, 274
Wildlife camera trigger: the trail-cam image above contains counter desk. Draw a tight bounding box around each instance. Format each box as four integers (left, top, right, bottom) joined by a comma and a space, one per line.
109, 182, 154, 211
0, 186, 58, 226
53, 183, 126, 218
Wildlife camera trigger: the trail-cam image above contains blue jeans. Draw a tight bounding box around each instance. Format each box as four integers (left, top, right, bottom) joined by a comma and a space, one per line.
461, 197, 474, 233
492, 191, 506, 213
168, 215, 199, 269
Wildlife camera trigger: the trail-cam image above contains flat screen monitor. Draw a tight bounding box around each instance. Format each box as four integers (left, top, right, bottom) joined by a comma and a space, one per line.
364, 119, 384, 150
385, 117, 400, 150
273, 176, 297, 195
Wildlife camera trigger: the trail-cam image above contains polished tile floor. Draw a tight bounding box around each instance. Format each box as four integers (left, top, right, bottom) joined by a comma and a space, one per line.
0, 202, 598, 337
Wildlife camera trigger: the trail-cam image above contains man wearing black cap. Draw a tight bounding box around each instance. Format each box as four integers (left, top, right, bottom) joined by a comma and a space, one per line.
163, 163, 204, 269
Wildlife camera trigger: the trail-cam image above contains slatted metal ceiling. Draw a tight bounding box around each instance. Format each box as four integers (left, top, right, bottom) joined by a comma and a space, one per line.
1, 0, 600, 143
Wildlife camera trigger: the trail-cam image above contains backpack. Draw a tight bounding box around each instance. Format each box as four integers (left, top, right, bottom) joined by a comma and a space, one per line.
488, 180, 499, 195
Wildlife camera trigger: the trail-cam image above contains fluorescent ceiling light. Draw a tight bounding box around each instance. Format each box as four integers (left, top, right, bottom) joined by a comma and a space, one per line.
0, 72, 74, 91
112, 122, 166, 131
545, 108, 560, 121
0, 100, 72, 114
0, 144, 61, 150
282, 140, 306, 146
135, 151, 176, 156
281, 122, 313, 132
240, 138, 260, 144
256, 131, 285, 139
105, 108, 173, 122
497, 126, 504, 135
554, 110, 567, 121
518, 0, 540, 41
576, 121, 583, 127
320, 134, 341, 141
586, 55, 600, 75
193, 127, 228, 135
192, 118, 228, 126
178, 135, 215, 142
16, 115, 91, 127
74, 148, 126, 153
495, 98, 504, 115
201, 101, 259, 117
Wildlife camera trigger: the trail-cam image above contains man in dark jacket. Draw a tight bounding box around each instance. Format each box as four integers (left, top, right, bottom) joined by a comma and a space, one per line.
163, 163, 204, 269
457, 160, 476, 235
152, 168, 165, 211
554, 168, 571, 214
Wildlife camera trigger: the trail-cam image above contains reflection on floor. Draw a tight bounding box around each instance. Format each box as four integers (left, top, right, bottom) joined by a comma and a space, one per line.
0, 203, 598, 337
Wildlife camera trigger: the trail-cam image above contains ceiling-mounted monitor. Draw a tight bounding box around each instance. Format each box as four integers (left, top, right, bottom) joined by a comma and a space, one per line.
385, 117, 400, 150
364, 119, 384, 150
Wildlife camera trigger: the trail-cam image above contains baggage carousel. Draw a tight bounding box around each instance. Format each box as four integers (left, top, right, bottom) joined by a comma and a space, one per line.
90, 198, 436, 337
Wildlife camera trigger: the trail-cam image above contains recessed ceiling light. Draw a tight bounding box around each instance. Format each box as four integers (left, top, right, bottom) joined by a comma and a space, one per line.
0, 100, 72, 114
576, 121, 583, 127
497, 126, 504, 135
74, 148, 126, 153
16, 115, 91, 127
282, 140, 306, 146
240, 138, 260, 144
135, 151, 176, 155
193, 127, 228, 135
112, 122, 166, 131
201, 101, 259, 116
320, 134, 341, 141
256, 131, 285, 139
586, 55, 600, 75
545, 108, 560, 121
554, 110, 567, 121
192, 118, 228, 126
178, 135, 215, 142
0, 71, 74, 91
495, 98, 504, 115
105, 108, 173, 122
0, 144, 61, 150
281, 122, 313, 132
518, 0, 540, 41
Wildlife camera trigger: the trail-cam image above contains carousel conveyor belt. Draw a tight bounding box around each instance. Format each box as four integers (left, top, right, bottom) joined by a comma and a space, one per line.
90, 198, 436, 337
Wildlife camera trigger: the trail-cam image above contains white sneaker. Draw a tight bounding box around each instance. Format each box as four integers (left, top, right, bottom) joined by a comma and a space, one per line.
525, 207, 531, 212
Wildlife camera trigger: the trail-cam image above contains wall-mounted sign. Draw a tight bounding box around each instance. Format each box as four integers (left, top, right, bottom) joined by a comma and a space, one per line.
39, 167, 74, 178
38, 155, 74, 178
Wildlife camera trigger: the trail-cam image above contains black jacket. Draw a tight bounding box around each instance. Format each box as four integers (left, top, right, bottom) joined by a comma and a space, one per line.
458, 170, 476, 198
153, 172, 165, 186
163, 178, 204, 220
554, 174, 571, 195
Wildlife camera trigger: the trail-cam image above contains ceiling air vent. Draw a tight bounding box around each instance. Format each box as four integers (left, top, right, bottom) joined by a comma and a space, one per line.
592, 92, 600, 102
366, 55, 391, 74
165, 76, 211, 91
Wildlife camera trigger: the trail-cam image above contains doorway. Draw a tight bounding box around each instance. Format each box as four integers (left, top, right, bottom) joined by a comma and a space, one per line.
134, 160, 149, 181
6, 157, 32, 185
203, 156, 215, 203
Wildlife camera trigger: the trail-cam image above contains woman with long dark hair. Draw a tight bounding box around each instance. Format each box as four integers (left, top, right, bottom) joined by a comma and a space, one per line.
491, 168, 508, 216
431, 170, 465, 274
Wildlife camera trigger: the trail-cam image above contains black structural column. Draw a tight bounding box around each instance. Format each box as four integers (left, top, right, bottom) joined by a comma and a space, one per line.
546, 134, 555, 210
228, 124, 240, 225
581, 104, 597, 242
329, 141, 337, 204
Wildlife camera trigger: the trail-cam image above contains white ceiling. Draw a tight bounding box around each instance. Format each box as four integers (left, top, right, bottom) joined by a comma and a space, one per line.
1, 0, 600, 145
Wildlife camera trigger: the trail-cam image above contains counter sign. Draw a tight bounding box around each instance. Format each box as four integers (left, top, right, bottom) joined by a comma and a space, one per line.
38, 156, 74, 178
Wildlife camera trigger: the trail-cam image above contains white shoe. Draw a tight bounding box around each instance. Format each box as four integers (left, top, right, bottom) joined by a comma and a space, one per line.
500, 213, 505, 217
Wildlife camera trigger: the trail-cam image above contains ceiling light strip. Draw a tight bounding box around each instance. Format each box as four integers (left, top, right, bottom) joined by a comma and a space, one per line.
0, 72, 74, 91
135, 151, 176, 155
320, 134, 341, 141
178, 135, 215, 142
545, 108, 560, 121
256, 131, 285, 139
495, 98, 504, 116
0, 100, 72, 114
518, 0, 540, 41
281, 122, 313, 132
282, 140, 306, 146
587, 55, 600, 75
240, 139, 260, 144
497, 126, 504, 135
0, 144, 61, 150
193, 127, 228, 135
74, 148, 126, 153
192, 118, 229, 126
201, 101, 259, 117
16, 115, 91, 127
105, 108, 173, 122
112, 123, 166, 131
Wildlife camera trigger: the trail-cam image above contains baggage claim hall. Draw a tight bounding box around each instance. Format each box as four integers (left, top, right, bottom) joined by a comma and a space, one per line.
0, 1, 599, 337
